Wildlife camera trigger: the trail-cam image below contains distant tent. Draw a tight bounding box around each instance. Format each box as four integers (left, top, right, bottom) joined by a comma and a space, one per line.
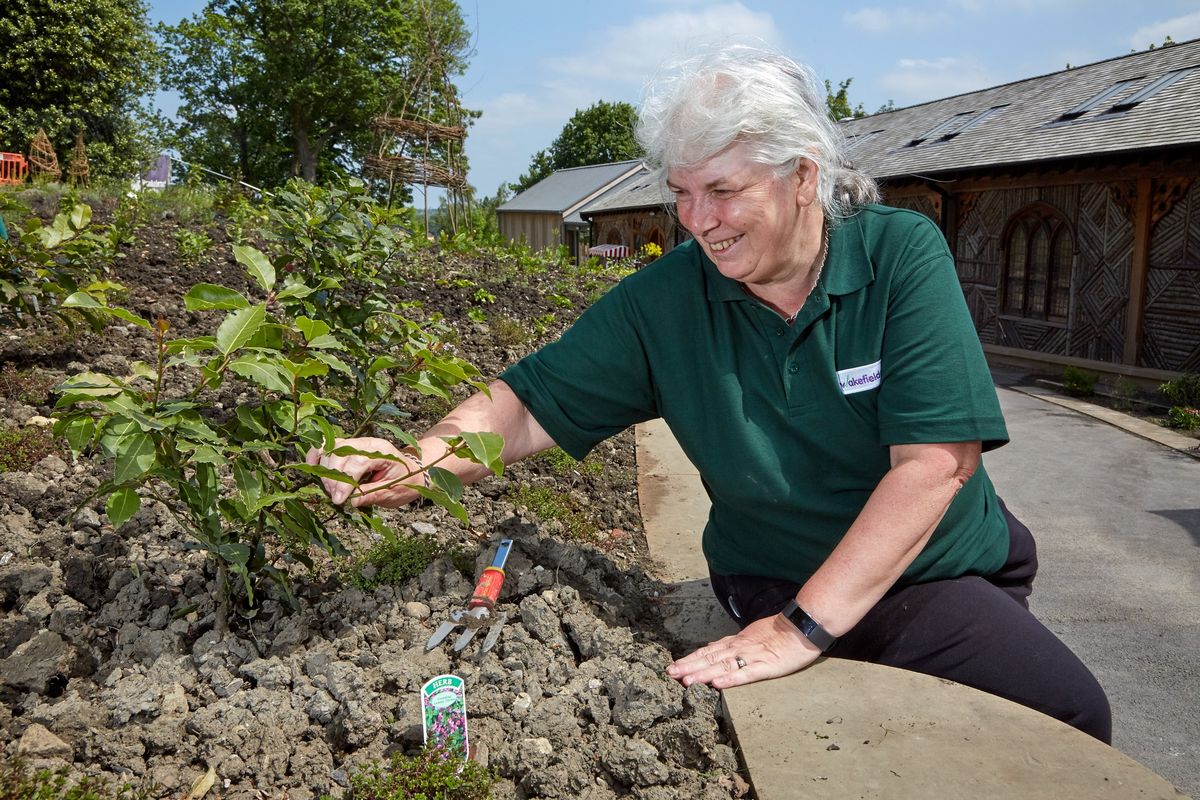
133, 154, 172, 191
587, 243, 630, 259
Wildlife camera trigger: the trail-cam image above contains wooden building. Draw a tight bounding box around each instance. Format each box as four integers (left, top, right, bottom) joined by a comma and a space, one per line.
497, 160, 646, 260
579, 171, 689, 253
842, 38, 1200, 379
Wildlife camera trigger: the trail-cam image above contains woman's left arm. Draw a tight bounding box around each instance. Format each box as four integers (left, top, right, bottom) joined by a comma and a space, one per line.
667, 439, 981, 688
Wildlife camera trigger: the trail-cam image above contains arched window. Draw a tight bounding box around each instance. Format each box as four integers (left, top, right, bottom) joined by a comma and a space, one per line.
1001, 206, 1074, 322
647, 226, 665, 249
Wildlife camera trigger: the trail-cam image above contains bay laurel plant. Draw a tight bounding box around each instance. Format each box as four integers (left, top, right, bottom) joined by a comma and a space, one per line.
53, 183, 502, 634
0, 195, 125, 330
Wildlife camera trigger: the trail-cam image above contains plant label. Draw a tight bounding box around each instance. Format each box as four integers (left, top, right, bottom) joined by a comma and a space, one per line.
421, 674, 469, 758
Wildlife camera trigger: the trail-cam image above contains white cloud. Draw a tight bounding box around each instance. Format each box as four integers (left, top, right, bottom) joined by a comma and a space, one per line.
1130, 10, 1200, 50
543, 3, 780, 84
881, 56, 998, 103
843, 6, 951, 34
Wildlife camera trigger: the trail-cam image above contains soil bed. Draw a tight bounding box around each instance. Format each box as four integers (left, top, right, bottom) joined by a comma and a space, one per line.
0, 205, 749, 799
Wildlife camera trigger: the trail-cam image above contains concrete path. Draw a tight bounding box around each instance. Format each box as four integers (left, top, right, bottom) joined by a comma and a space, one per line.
636, 376, 1199, 799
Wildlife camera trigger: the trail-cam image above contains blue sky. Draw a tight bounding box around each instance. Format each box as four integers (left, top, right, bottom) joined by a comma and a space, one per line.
147, 0, 1200, 200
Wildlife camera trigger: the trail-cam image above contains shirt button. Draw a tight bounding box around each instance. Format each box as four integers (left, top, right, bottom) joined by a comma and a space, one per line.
775, 327, 786, 337
788, 363, 800, 374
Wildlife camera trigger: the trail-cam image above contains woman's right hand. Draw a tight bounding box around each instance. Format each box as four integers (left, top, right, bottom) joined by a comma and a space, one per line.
305, 437, 426, 508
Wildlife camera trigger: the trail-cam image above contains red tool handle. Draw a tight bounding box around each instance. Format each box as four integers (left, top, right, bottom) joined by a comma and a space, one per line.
467, 538, 512, 610
468, 566, 505, 610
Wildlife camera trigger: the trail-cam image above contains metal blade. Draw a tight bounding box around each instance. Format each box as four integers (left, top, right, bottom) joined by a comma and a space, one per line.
480, 612, 508, 653
425, 620, 458, 651
451, 625, 479, 652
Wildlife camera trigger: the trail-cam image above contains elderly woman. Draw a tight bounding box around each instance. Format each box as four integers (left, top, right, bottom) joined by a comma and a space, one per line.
312, 46, 1110, 741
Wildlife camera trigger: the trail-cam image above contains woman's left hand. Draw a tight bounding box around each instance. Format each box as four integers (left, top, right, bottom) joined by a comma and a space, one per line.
666, 612, 823, 689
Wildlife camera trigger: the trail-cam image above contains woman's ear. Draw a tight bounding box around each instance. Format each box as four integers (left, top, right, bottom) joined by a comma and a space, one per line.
793, 158, 820, 207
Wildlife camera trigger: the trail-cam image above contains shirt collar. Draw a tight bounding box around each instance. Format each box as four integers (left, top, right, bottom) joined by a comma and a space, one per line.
699, 212, 876, 305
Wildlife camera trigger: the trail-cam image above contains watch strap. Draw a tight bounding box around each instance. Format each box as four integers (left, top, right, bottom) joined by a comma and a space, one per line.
781, 599, 838, 652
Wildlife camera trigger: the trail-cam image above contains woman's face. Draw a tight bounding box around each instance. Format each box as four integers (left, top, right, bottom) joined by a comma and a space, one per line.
666, 144, 819, 288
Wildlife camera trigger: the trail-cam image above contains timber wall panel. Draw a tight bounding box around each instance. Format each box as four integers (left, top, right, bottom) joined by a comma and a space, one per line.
1141, 180, 1200, 372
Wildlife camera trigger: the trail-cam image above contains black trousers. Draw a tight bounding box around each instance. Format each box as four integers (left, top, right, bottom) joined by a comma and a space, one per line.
710, 500, 1112, 742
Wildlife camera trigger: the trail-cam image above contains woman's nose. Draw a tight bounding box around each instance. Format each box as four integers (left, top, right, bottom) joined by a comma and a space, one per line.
679, 195, 717, 235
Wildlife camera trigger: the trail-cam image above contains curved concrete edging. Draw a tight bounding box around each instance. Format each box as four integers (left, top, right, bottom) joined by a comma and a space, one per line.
634, 395, 1195, 799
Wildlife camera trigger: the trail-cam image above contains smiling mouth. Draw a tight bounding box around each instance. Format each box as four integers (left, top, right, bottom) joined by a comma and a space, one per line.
709, 235, 742, 252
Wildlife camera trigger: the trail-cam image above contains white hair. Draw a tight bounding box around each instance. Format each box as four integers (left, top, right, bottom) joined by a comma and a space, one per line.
637, 45, 879, 221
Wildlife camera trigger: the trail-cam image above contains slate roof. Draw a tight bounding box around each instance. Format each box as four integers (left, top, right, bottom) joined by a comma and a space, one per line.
497, 160, 646, 218
840, 37, 1200, 180
578, 169, 668, 217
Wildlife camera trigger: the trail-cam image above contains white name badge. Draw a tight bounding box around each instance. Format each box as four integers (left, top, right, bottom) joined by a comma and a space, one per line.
837, 360, 882, 395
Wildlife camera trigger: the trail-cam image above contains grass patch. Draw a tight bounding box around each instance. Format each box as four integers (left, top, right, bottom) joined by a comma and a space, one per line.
340, 746, 496, 800
510, 483, 594, 540
0, 426, 61, 473
532, 446, 604, 478
342, 533, 471, 591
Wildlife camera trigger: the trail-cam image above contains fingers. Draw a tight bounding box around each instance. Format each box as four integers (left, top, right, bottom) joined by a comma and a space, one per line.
666, 615, 821, 689
309, 437, 421, 508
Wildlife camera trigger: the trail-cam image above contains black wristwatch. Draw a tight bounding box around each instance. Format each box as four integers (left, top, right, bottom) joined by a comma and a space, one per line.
781, 600, 838, 652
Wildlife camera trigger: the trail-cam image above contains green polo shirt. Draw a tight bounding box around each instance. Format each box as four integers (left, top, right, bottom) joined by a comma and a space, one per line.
502, 205, 1011, 586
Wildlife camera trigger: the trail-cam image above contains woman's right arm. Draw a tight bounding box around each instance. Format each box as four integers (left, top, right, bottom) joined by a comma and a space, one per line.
306, 379, 556, 507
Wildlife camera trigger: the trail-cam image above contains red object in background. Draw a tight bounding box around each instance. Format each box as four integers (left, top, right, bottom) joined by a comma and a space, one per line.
0, 152, 29, 185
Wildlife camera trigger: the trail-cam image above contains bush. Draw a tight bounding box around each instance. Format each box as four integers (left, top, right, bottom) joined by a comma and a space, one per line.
1160, 373, 1200, 408
1165, 406, 1200, 431
345, 534, 448, 591
1062, 366, 1099, 397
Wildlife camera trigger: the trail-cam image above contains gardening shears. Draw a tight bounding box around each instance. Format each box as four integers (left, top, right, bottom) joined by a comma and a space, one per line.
425, 538, 513, 653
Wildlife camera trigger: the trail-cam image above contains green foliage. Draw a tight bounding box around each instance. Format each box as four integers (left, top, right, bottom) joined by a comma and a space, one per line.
533, 447, 604, 478
344, 533, 444, 590
1063, 366, 1099, 397
51, 180, 504, 632
1159, 373, 1200, 408
1165, 406, 1200, 430
343, 747, 496, 800
1112, 376, 1139, 409
174, 228, 213, 266
825, 78, 867, 121
0, 0, 165, 179
0, 426, 61, 473
0, 754, 153, 800
0, 194, 124, 330
160, 0, 475, 187
510, 484, 593, 540
511, 101, 644, 193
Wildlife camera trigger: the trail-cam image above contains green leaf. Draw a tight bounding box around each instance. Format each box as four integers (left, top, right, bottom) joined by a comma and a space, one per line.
185, 445, 226, 465
297, 391, 341, 410
293, 359, 329, 379
275, 282, 315, 300
217, 542, 252, 566
234, 463, 262, 508
305, 334, 343, 350
184, 283, 250, 311
309, 351, 352, 375
367, 355, 403, 376
451, 432, 505, 476
413, 484, 469, 524
427, 466, 463, 501
62, 293, 151, 329
106, 488, 140, 528
295, 316, 330, 343
329, 445, 403, 461
114, 433, 156, 483
215, 304, 267, 355
69, 204, 92, 230
374, 422, 419, 449
233, 245, 275, 293
57, 416, 96, 452
286, 463, 358, 485
228, 355, 294, 394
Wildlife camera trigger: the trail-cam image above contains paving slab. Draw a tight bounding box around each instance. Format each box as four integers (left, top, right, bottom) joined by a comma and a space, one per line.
722, 659, 1187, 799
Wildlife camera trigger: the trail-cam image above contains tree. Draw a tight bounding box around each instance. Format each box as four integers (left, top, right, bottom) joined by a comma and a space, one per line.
511, 100, 644, 193
825, 78, 867, 122
161, 0, 474, 187
0, 0, 164, 178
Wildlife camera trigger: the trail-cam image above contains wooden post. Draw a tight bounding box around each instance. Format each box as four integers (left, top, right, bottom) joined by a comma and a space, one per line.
1123, 177, 1152, 366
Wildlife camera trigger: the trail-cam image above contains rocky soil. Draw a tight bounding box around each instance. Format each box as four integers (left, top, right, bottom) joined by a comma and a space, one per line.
0, 203, 749, 799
